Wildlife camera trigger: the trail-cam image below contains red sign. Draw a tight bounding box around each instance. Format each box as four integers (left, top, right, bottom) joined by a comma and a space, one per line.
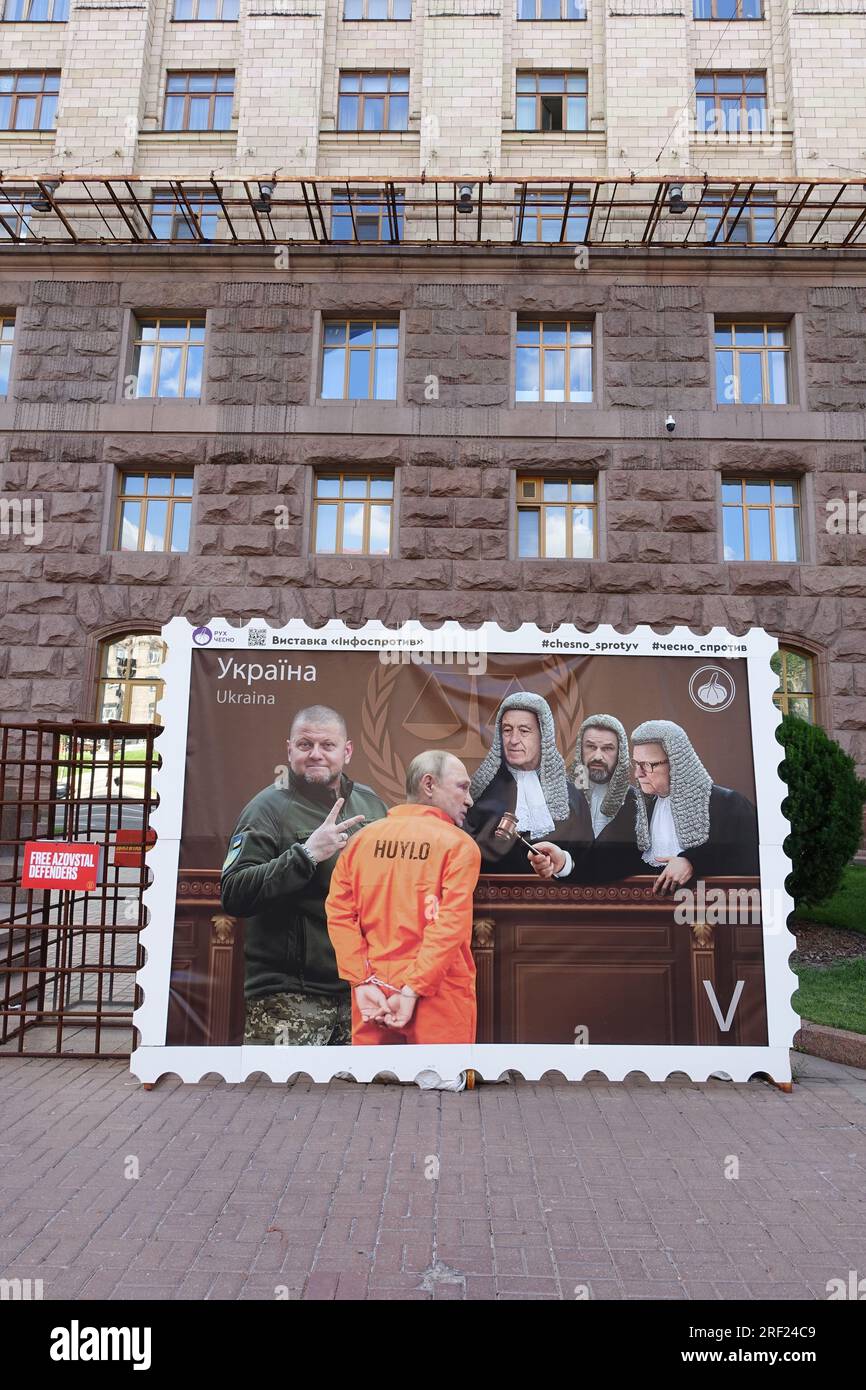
21, 842, 100, 891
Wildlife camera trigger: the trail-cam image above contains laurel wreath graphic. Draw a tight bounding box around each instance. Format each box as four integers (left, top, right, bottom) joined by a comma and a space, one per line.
543, 656, 584, 766
361, 662, 407, 804
361, 655, 584, 806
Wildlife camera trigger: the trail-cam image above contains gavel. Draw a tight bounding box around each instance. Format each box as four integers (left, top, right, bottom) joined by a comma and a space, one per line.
494, 812, 545, 857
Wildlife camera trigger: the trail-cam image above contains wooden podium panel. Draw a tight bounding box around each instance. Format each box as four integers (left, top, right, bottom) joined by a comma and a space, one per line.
168, 871, 768, 1048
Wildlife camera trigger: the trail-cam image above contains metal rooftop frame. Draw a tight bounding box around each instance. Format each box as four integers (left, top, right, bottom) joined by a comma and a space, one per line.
0, 175, 865, 248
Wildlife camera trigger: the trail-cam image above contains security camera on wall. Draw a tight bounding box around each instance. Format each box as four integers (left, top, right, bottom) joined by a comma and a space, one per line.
665, 414, 676, 433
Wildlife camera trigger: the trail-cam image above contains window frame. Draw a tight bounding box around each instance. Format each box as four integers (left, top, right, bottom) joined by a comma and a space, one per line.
318, 317, 400, 403
720, 475, 802, 563
714, 319, 791, 407
94, 632, 168, 725
0, 70, 60, 131
0, 193, 35, 241
113, 470, 195, 554
330, 187, 405, 242
2, 0, 68, 20
514, 72, 588, 133
515, 187, 590, 243
695, 71, 768, 137
342, 0, 411, 18
516, 0, 586, 17
170, 0, 239, 18
162, 71, 235, 133
336, 71, 410, 132
771, 646, 816, 723
0, 314, 16, 397
514, 474, 598, 560
311, 472, 395, 557
149, 189, 221, 241
130, 315, 207, 402
704, 188, 776, 245
515, 318, 594, 405
693, 0, 763, 16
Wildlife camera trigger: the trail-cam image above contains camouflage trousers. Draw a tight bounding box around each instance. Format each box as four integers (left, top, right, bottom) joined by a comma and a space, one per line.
244, 991, 352, 1047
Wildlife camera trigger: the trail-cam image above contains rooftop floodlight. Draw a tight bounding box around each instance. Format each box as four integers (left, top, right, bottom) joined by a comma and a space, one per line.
668, 182, 688, 215
30, 180, 59, 213
252, 180, 274, 213
457, 183, 475, 215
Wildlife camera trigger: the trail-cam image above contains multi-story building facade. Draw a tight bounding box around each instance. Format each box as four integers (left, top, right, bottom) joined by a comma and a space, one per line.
0, 0, 864, 790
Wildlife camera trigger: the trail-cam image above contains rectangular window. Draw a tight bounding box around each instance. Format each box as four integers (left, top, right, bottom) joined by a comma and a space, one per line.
313, 474, 393, 555
0, 316, 14, 395
337, 72, 409, 131
173, 0, 239, 16
115, 472, 194, 553
0, 194, 34, 239
771, 648, 814, 722
320, 319, 398, 401
96, 635, 167, 723
163, 72, 234, 131
516, 476, 597, 559
150, 190, 220, 241
715, 321, 790, 405
705, 189, 775, 244
516, 319, 592, 403
722, 478, 800, 562
518, 0, 586, 15
2, 0, 68, 18
0, 71, 60, 130
515, 73, 588, 132
331, 188, 404, 242
696, 72, 767, 135
693, 0, 761, 15
343, 0, 411, 16
132, 318, 206, 400
517, 188, 589, 243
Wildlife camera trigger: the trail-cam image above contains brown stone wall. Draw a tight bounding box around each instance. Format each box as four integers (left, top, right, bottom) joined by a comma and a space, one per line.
0, 250, 864, 772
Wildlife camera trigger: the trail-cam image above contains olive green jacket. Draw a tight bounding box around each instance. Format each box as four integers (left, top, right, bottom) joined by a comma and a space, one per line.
220, 771, 387, 1001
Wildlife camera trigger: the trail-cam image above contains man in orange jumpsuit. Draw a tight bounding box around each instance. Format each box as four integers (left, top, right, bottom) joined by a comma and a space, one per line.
325, 750, 481, 1045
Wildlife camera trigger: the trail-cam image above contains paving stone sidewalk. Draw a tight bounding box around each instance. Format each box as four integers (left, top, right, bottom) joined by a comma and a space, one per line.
1, 1054, 865, 1301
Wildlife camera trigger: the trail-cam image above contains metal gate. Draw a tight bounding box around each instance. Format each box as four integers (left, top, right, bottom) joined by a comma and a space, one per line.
0, 722, 160, 1057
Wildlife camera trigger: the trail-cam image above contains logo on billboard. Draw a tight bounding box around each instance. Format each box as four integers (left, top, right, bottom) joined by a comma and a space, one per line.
192, 626, 213, 646
688, 666, 735, 712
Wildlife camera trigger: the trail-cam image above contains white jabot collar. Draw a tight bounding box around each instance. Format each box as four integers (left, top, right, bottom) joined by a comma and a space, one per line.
642, 795, 683, 867
589, 781, 614, 838
510, 767, 556, 840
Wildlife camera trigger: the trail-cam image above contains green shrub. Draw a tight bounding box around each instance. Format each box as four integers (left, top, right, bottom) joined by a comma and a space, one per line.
777, 714, 866, 907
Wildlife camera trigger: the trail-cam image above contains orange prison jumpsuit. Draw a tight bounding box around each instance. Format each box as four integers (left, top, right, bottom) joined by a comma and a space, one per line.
325, 803, 482, 1045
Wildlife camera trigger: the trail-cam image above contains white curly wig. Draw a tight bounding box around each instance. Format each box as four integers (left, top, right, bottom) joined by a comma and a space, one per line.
630, 718, 713, 853
470, 691, 569, 823
572, 713, 632, 819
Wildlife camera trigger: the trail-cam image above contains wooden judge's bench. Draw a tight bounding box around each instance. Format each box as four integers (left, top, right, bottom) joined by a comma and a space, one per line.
167, 871, 768, 1048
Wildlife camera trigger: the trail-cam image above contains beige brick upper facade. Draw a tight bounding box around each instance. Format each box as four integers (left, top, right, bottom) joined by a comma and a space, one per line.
0, 0, 863, 182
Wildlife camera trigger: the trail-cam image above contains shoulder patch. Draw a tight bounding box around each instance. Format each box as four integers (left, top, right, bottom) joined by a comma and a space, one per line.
222, 832, 245, 872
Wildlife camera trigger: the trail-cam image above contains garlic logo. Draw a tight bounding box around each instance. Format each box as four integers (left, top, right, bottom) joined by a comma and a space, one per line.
688, 666, 735, 712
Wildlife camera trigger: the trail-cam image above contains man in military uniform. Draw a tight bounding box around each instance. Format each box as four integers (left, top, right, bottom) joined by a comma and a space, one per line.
220, 704, 388, 1046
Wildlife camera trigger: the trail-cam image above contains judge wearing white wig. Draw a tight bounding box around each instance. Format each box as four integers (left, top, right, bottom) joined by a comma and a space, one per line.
466, 691, 592, 875
630, 718, 759, 894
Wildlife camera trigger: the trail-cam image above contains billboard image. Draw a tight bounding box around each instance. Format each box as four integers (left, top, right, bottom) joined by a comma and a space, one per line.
132, 620, 797, 1085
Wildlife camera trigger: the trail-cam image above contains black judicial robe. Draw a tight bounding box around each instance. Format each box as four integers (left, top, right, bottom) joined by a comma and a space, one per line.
578, 785, 647, 883
465, 764, 593, 875
639, 784, 760, 879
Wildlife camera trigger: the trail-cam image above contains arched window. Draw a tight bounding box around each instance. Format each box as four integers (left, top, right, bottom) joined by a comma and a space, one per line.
95, 633, 167, 724
771, 647, 815, 722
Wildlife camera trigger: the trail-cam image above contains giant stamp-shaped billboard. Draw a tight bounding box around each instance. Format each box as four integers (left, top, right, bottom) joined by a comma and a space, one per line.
132, 620, 797, 1085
